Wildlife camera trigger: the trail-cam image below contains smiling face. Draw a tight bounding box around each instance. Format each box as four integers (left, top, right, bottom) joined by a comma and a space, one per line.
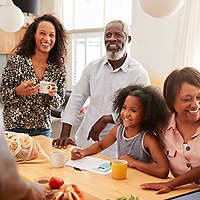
120, 95, 145, 131
104, 22, 129, 60
34, 20, 56, 54
174, 82, 200, 123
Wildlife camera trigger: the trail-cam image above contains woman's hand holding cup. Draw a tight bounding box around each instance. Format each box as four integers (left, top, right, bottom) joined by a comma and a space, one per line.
15, 80, 39, 96
48, 83, 57, 97
39, 81, 57, 96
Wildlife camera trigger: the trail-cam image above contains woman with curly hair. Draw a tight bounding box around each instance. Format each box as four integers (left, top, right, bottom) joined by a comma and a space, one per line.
71, 85, 170, 178
0, 14, 68, 137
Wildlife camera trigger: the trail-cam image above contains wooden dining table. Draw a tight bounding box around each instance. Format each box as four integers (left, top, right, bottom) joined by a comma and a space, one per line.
17, 135, 199, 200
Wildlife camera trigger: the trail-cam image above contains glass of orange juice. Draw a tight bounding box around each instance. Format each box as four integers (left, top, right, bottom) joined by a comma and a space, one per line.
110, 159, 128, 180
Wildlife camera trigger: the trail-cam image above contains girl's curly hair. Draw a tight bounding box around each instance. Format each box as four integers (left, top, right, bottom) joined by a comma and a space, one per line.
15, 14, 68, 67
112, 85, 170, 134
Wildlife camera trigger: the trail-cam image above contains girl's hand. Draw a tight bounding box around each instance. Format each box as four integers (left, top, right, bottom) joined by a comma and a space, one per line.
140, 181, 173, 194
48, 83, 57, 97
15, 80, 39, 96
71, 148, 86, 160
120, 154, 135, 167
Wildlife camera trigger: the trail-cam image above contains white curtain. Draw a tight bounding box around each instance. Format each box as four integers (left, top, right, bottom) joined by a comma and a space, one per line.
40, 0, 64, 21
175, 0, 200, 70
53, 0, 64, 21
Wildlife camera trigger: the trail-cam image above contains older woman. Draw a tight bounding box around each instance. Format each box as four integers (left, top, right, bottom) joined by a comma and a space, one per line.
140, 67, 200, 194
0, 14, 68, 137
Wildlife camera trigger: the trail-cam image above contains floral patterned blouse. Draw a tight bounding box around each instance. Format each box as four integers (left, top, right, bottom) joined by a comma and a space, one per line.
0, 54, 66, 130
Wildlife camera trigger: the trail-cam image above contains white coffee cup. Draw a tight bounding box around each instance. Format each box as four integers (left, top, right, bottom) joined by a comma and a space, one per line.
51, 150, 65, 168
39, 81, 52, 94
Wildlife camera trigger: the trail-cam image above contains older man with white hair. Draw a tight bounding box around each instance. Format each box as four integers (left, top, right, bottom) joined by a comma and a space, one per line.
53, 20, 151, 158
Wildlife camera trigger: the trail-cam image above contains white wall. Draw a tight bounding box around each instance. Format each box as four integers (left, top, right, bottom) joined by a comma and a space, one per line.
40, 0, 56, 16
131, 0, 184, 86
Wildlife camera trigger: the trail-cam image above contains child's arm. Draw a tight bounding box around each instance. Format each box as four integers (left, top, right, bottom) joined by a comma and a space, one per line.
140, 166, 200, 194
121, 133, 169, 178
71, 125, 118, 160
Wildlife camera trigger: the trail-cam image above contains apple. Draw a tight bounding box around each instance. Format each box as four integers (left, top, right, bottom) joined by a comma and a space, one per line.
49, 176, 64, 189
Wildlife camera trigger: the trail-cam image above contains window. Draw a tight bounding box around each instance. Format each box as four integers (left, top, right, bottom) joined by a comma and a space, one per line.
71, 32, 105, 85
63, 0, 132, 86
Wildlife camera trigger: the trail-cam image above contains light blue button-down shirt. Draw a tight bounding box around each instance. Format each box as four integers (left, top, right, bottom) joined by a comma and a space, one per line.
61, 55, 150, 158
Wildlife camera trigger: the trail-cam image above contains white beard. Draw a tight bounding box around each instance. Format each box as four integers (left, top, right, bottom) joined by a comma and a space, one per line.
106, 40, 128, 61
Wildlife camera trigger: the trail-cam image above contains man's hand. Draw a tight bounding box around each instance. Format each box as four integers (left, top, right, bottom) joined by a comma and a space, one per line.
52, 137, 76, 149
52, 123, 75, 148
140, 181, 173, 194
15, 80, 39, 96
87, 115, 114, 141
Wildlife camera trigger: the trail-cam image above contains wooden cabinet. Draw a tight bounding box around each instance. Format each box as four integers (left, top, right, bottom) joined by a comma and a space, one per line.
0, 27, 26, 54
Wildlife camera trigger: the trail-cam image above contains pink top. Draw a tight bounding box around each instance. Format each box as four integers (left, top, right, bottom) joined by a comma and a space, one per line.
161, 114, 200, 185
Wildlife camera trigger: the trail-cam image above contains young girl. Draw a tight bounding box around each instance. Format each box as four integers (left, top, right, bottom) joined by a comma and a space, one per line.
71, 85, 170, 178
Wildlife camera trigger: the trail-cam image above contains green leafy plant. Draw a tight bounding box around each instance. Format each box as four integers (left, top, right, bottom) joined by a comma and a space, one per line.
106, 195, 140, 200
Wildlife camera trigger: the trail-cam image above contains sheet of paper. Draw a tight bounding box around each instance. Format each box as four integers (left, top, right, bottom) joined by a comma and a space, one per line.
65, 156, 112, 175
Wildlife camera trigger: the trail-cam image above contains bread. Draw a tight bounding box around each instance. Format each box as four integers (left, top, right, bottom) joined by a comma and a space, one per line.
5, 132, 39, 161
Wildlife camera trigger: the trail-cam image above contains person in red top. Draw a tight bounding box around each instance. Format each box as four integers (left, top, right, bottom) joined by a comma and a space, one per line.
141, 67, 200, 194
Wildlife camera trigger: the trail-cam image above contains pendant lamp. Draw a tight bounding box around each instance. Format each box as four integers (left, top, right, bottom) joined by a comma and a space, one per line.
0, 0, 24, 32
139, 0, 184, 18
13, 0, 40, 15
